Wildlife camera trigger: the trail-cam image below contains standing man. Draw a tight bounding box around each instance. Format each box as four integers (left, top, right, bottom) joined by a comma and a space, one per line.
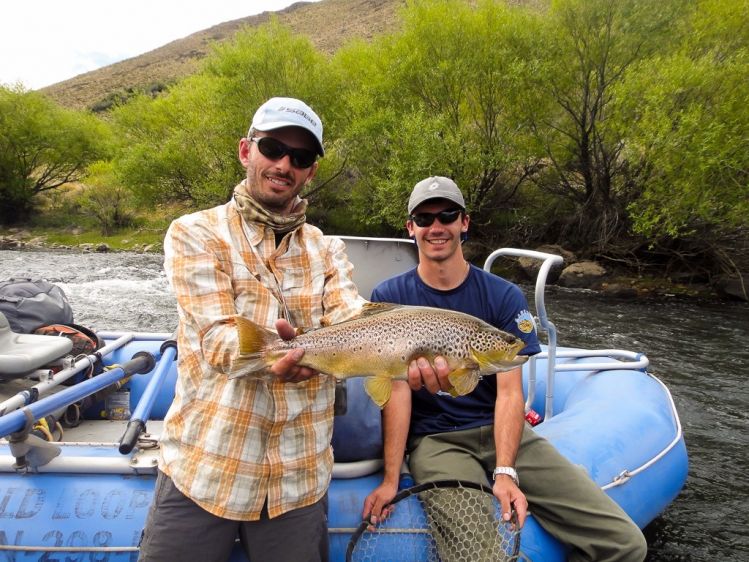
362, 176, 647, 561
139, 97, 365, 562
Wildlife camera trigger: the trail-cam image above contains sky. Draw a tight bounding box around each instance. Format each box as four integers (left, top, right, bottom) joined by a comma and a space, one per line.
0, 1, 318, 90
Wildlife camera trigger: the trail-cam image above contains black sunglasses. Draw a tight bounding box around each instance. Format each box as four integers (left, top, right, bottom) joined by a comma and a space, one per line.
250, 136, 317, 169
409, 208, 464, 227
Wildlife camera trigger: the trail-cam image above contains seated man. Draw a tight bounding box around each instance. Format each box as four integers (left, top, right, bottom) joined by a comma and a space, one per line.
362, 176, 647, 562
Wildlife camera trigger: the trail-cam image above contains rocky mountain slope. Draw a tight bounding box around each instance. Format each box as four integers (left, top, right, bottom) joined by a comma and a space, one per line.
40, 0, 403, 110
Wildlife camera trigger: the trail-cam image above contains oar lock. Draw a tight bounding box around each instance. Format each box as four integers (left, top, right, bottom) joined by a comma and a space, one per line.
8, 408, 61, 471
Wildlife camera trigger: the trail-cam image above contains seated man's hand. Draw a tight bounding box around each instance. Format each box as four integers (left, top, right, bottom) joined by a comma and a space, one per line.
362, 480, 398, 528
493, 476, 528, 529
270, 319, 319, 383
408, 355, 452, 394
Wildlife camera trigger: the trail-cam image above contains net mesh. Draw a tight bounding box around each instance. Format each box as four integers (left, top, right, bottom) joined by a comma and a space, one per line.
347, 480, 522, 562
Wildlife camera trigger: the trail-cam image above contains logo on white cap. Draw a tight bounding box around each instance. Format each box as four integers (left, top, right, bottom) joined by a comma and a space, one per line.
249, 97, 324, 156
428, 182, 441, 191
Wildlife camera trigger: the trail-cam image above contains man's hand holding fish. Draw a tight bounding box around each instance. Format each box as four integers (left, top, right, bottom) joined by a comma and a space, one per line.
270, 318, 317, 383
407, 355, 453, 394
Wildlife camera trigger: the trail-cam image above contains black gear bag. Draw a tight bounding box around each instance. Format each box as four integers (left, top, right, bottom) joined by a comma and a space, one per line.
0, 278, 74, 334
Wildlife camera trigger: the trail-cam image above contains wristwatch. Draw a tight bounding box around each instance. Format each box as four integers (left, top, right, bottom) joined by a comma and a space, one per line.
492, 466, 519, 486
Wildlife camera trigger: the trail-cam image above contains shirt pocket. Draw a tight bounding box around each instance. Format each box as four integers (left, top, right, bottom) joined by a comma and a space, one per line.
278, 267, 325, 328
279, 267, 308, 291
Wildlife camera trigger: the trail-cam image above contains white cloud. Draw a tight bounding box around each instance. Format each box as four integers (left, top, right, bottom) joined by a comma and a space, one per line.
0, 1, 315, 89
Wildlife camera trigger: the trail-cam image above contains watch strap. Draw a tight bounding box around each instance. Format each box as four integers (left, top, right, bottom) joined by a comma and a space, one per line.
492, 466, 519, 485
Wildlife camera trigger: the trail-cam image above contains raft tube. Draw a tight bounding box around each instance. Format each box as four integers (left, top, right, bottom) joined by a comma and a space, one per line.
0, 335, 687, 561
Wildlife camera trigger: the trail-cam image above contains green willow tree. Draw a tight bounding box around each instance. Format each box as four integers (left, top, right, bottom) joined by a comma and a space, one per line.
112, 21, 338, 208
520, 0, 685, 251
611, 0, 749, 275
79, 161, 137, 235
0, 86, 110, 224
615, 0, 749, 239
331, 0, 540, 238
99, 0, 744, 275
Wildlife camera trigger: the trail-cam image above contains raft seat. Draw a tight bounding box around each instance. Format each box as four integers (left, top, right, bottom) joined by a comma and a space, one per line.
0, 312, 73, 378
331, 377, 383, 478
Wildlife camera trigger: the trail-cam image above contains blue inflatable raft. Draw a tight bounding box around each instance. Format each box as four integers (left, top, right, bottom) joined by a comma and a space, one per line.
0, 239, 688, 561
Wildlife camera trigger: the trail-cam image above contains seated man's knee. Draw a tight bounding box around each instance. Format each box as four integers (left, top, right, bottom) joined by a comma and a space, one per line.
618, 525, 647, 562
590, 520, 647, 562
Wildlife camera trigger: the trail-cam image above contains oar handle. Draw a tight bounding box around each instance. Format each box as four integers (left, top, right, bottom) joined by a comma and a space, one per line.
125, 351, 157, 377
118, 419, 146, 455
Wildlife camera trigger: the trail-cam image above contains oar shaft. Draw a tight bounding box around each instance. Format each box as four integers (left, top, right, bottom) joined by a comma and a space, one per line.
118, 338, 177, 454
130, 340, 176, 422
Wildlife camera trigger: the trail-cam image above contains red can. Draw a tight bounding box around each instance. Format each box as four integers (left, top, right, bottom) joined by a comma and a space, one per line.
525, 408, 543, 426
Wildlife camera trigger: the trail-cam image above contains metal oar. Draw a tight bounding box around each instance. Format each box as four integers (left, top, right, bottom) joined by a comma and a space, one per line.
0, 332, 135, 416
0, 351, 156, 440
118, 335, 177, 454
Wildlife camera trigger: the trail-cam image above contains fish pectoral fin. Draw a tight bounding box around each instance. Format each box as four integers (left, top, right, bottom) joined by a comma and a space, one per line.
448, 368, 480, 396
364, 376, 393, 408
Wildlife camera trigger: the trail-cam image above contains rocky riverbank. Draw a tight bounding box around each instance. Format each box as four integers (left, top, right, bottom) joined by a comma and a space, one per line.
471, 243, 747, 303
0, 230, 161, 254
2, 231, 746, 303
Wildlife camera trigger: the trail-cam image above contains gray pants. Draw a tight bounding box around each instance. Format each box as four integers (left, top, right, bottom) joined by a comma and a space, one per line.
138, 470, 328, 562
408, 424, 647, 562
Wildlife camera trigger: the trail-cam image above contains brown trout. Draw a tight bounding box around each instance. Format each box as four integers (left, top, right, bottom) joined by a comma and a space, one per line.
228, 303, 528, 407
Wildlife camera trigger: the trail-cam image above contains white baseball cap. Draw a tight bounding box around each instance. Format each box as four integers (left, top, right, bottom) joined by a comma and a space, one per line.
408, 176, 466, 214
249, 97, 324, 156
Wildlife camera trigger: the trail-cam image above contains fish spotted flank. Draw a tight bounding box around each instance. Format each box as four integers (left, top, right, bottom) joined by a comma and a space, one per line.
229, 303, 528, 408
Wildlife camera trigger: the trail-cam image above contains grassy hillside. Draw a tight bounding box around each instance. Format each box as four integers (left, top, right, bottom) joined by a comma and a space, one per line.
40, 0, 404, 111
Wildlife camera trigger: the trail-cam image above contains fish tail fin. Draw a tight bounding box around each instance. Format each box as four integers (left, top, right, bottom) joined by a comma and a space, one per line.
228, 317, 277, 380
448, 367, 481, 396
227, 356, 268, 380
364, 376, 393, 408
236, 316, 276, 354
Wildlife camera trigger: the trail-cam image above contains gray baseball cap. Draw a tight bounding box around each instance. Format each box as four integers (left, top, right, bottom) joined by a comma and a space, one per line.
408, 176, 466, 214
249, 97, 324, 156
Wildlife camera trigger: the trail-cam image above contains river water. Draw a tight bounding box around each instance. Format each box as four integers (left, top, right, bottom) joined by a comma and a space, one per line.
1, 248, 747, 561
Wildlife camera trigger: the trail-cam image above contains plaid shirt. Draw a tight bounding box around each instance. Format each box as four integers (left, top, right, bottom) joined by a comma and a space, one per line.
160, 194, 364, 520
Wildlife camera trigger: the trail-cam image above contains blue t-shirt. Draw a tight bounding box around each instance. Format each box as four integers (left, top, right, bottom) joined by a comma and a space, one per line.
371, 265, 541, 436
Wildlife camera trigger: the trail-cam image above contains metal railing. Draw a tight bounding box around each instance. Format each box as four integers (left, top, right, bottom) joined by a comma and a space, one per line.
484, 248, 650, 419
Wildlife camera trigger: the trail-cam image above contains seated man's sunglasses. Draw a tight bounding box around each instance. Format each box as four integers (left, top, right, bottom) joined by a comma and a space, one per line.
409, 208, 464, 227
250, 136, 317, 169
